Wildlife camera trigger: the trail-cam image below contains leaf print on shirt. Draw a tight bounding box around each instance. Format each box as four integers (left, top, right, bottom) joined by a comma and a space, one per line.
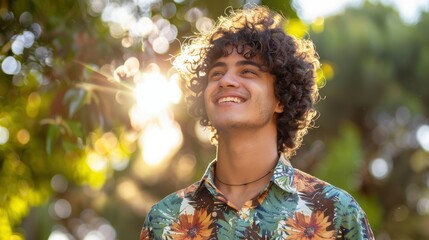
258, 186, 295, 232
295, 171, 336, 222
293, 170, 320, 193
285, 211, 335, 240
169, 208, 214, 240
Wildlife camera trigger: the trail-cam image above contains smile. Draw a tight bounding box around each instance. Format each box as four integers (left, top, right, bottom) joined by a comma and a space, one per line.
218, 97, 243, 104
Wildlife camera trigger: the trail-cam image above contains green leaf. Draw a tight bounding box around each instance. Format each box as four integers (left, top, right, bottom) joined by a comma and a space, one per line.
46, 124, 60, 156
65, 121, 83, 138
63, 88, 87, 118
62, 140, 80, 152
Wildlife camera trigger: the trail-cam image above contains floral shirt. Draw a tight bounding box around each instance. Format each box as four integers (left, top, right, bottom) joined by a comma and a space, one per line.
140, 155, 374, 239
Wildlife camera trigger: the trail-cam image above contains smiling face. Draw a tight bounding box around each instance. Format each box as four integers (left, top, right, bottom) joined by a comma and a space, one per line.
203, 48, 283, 135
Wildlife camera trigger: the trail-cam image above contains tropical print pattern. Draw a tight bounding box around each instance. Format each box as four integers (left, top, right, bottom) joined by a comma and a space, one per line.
140, 155, 374, 239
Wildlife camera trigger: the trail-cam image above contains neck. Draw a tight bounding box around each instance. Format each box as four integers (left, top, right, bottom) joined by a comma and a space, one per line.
213, 128, 279, 209
215, 128, 279, 186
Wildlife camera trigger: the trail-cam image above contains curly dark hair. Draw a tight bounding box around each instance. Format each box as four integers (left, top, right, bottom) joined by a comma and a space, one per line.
174, 5, 320, 157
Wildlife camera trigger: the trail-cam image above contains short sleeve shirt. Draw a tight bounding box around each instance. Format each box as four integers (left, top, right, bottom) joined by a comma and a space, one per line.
140, 155, 374, 239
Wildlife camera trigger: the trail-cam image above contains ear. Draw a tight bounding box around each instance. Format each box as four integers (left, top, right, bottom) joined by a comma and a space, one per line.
275, 101, 284, 113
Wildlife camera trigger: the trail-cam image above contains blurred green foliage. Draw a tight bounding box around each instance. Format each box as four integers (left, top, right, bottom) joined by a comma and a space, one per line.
307, 2, 429, 239
0, 0, 428, 239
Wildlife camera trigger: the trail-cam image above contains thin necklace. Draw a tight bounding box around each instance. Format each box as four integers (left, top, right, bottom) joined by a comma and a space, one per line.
215, 170, 273, 186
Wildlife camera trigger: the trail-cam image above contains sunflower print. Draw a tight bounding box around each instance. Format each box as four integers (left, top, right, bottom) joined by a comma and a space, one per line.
285, 211, 335, 240
169, 208, 213, 240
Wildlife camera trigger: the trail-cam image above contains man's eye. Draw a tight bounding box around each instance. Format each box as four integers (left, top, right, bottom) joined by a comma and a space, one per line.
241, 69, 257, 75
209, 71, 223, 79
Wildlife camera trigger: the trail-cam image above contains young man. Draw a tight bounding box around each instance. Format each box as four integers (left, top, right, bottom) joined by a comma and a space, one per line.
140, 5, 374, 239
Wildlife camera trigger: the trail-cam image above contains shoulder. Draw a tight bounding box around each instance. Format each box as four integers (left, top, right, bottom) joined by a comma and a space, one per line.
141, 181, 203, 239
293, 167, 356, 202
145, 181, 201, 221
292, 167, 364, 212
292, 168, 374, 239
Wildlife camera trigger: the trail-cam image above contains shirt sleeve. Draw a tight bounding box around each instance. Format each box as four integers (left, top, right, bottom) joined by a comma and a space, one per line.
140, 208, 155, 240
337, 197, 375, 240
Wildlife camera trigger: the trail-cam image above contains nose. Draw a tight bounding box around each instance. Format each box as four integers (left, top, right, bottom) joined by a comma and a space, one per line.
218, 71, 239, 88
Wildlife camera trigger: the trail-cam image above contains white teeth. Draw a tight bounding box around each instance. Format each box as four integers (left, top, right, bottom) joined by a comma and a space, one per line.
218, 97, 242, 104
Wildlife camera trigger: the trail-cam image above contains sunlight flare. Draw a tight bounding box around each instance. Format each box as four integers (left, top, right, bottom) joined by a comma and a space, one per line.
129, 64, 183, 166
139, 114, 183, 166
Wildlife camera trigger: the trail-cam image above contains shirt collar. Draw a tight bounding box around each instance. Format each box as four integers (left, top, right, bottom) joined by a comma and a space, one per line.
193, 154, 297, 197
271, 154, 297, 194
192, 159, 217, 198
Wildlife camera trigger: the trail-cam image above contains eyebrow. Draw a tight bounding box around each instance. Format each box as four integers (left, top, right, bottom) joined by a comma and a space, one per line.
236, 60, 264, 69
208, 60, 265, 71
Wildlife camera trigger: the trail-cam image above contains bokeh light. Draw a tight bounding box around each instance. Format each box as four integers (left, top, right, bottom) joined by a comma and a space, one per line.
83, 231, 104, 240
19, 12, 32, 26
196, 17, 215, 33
370, 158, 392, 180
285, 18, 308, 38
117, 179, 139, 201
16, 129, 30, 145
47, 212, 117, 240
88, 0, 106, 14
86, 153, 108, 172
161, 2, 177, 19
34, 46, 53, 66
92, 0, 179, 51
31, 23, 42, 38
26, 92, 41, 118
123, 57, 140, 77
184, 7, 203, 22
152, 36, 169, 54
1, 56, 21, 75
417, 197, 429, 215
136, 17, 154, 37
51, 175, 69, 193
53, 199, 72, 219
0, 126, 10, 144
110, 149, 130, 171
115, 176, 152, 216
11, 37, 24, 55
311, 17, 325, 33
94, 132, 118, 155
48, 229, 72, 240
417, 125, 429, 151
